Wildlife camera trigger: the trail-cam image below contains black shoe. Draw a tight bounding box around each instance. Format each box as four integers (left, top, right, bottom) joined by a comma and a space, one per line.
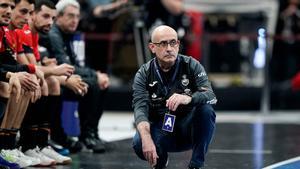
153, 157, 168, 169
188, 165, 202, 169
80, 136, 106, 153
0, 165, 9, 169
55, 136, 83, 153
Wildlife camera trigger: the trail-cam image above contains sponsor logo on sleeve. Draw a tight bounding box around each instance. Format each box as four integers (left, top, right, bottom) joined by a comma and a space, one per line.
206, 97, 217, 104
198, 72, 206, 77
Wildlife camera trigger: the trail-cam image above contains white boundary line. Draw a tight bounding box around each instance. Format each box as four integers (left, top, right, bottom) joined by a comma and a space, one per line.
262, 156, 300, 169
210, 149, 272, 154
216, 112, 300, 124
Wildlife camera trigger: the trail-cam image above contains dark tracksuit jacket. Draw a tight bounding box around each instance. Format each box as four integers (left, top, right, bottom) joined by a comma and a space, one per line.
39, 24, 105, 135
132, 54, 217, 125
40, 24, 98, 86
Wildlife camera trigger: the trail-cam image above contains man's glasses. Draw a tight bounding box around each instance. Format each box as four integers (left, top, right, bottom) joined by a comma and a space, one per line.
152, 39, 179, 48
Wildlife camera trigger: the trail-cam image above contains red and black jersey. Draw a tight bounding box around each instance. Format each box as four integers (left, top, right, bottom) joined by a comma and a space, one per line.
16, 24, 40, 61
3, 26, 23, 56
0, 26, 36, 80
0, 26, 5, 52
0, 26, 20, 64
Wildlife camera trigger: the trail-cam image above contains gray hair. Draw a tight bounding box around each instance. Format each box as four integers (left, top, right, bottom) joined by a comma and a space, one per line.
55, 0, 80, 15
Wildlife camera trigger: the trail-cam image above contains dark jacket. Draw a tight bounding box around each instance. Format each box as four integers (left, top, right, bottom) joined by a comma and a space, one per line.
132, 54, 217, 125
41, 24, 98, 85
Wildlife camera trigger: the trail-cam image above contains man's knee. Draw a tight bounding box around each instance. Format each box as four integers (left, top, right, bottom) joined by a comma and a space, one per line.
46, 76, 60, 95
194, 104, 216, 121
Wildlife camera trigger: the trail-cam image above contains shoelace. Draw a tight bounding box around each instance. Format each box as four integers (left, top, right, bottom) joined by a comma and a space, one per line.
32, 148, 45, 158
12, 149, 25, 157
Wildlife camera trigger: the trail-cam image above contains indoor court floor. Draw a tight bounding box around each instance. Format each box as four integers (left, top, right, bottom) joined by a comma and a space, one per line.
25, 111, 300, 169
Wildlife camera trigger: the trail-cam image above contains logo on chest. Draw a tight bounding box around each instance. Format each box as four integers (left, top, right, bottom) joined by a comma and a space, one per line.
181, 74, 189, 86
151, 93, 157, 99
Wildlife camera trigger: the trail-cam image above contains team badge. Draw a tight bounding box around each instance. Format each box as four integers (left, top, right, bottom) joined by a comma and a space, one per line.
184, 88, 191, 95
181, 74, 189, 86
149, 81, 158, 87
162, 113, 176, 132
151, 93, 157, 99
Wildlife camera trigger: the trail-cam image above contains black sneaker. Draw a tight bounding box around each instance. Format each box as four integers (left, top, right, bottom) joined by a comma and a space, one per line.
188, 165, 203, 169
55, 137, 83, 153
80, 136, 106, 153
153, 157, 168, 169
0, 165, 9, 169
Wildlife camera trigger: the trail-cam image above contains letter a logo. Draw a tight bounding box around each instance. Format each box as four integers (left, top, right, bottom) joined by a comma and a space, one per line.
162, 114, 176, 132
165, 118, 173, 127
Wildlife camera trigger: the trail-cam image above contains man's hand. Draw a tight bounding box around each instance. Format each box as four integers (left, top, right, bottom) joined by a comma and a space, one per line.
65, 75, 88, 96
29, 75, 42, 103
96, 71, 110, 90
166, 93, 192, 111
15, 72, 39, 91
137, 121, 159, 167
142, 135, 159, 167
31, 87, 42, 103
53, 63, 74, 77
7, 72, 21, 103
34, 66, 45, 86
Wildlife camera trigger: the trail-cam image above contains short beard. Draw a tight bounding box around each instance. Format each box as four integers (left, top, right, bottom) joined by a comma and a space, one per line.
34, 25, 48, 35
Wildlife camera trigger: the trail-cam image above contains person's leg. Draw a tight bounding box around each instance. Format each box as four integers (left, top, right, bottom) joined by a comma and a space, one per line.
0, 85, 31, 150
77, 83, 106, 153
32, 90, 72, 165
0, 97, 8, 121
188, 104, 216, 168
0, 129, 10, 150
78, 83, 103, 132
18, 79, 48, 150
11, 91, 32, 129
19, 97, 47, 151
37, 82, 73, 166
53, 87, 83, 153
0, 83, 19, 129
19, 95, 58, 167
0, 96, 9, 150
36, 77, 60, 149
132, 123, 171, 169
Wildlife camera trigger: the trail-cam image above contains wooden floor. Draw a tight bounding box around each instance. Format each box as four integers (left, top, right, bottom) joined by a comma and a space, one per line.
25, 111, 300, 169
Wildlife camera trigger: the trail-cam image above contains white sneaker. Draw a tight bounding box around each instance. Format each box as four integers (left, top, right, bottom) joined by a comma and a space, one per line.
12, 148, 40, 166
1, 149, 32, 168
24, 147, 56, 166
41, 146, 72, 165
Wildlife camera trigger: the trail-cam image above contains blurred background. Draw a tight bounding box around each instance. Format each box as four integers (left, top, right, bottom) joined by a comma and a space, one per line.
70, 0, 300, 112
